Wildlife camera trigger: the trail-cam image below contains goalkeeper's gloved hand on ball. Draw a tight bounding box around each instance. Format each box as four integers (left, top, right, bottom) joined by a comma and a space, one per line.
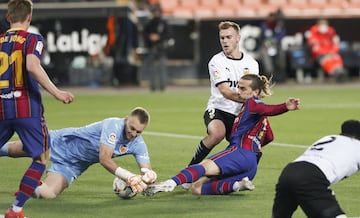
141, 168, 157, 184
127, 175, 148, 193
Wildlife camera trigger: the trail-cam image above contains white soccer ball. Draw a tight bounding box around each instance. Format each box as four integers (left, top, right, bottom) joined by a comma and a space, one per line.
113, 177, 137, 199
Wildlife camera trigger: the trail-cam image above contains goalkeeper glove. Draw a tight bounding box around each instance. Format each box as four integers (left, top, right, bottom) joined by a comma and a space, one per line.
127, 175, 148, 193
141, 168, 157, 184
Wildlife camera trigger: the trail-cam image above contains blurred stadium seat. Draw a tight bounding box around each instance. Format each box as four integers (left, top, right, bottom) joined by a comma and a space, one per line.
200, 0, 221, 9
222, 0, 242, 8
155, 0, 360, 18
179, 0, 199, 9
159, 0, 178, 15
214, 6, 236, 18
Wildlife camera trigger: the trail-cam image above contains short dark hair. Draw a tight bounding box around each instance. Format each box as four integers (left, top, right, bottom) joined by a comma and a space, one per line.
341, 119, 360, 140
130, 107, 150, 124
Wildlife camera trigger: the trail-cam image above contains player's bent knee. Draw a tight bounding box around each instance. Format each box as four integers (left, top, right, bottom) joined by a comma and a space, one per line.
190, 185, 202, 195
38, 185, 59, 199
40, 191, 58, 199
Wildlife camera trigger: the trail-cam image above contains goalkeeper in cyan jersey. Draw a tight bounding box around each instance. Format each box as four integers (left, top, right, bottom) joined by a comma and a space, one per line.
1, 107, 157, 199
145, 74, 300, 196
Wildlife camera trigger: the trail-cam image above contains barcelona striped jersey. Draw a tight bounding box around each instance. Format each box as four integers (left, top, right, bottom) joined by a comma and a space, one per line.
229, 97, 289, 154
0, 28, 44, 120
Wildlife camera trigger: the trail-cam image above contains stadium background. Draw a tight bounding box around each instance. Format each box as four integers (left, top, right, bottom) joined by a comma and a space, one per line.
1, 0, 359, 87
0, 1, 360, 217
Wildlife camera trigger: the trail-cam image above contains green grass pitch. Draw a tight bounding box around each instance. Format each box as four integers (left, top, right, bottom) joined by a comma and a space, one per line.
1, 83, 359, 218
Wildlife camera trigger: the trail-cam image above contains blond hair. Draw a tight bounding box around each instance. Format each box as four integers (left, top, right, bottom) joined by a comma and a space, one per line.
218, 21, 240, 34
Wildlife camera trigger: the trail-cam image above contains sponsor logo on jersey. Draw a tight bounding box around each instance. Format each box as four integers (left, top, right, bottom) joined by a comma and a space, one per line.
243, 68, 250, 74
227, 78, 238, 88
119, 145, 128, 153
214, 71, 221, 80
0, 91, 21, 99
35, 41, 43, 54
107, 133, 117, 145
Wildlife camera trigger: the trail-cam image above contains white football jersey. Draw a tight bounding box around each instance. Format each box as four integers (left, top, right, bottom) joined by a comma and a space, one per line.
294, 135, 360, 185
206, 51, 259, 115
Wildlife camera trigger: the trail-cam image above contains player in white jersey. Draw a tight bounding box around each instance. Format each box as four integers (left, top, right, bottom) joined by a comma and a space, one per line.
272, 119, 360, 218
0, 107, 157, 199
187, 21, 259, 168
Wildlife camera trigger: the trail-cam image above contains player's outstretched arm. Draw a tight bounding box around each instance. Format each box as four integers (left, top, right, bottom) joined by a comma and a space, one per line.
99, 144, 147, 193
26, 54, 74, 104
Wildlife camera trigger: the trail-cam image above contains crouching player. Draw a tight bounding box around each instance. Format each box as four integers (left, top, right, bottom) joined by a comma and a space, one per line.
1, 107, 157, 199
145, 74, 300, 196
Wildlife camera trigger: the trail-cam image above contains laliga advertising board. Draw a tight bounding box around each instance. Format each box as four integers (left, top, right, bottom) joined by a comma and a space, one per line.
29, 18, 113, 86
32, 18, 108, 57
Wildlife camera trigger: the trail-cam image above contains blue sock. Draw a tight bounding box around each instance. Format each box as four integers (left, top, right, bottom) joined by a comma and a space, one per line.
13, 161, 45, 207
171, 164, 205, 185
201, 179, 234, 195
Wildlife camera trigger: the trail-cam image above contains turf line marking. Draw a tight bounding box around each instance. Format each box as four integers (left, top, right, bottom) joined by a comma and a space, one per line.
144, 131, 308, 149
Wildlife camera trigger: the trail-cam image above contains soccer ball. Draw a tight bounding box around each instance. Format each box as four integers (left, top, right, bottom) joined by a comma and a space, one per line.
113, 177, 137, 199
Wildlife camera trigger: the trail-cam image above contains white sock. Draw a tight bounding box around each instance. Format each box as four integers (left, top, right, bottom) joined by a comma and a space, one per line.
0, 142, 9, 156
33, 184, 42, 199
11, 205, 22, 212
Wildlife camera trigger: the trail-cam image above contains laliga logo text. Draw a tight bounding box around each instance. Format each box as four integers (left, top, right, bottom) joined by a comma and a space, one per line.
46, 28, 108, 55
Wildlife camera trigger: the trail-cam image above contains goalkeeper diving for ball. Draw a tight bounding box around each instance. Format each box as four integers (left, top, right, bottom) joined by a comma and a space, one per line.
0, 107, 157, 199
144, 74, 300, 196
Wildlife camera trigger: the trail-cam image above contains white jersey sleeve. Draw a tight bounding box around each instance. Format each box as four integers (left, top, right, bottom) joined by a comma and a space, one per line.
294, 135, 360, 185
206, 51, 259, 115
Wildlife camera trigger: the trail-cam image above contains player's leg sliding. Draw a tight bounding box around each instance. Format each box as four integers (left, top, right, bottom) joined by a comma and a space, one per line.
145, 164, 206, 195
199, 177, 254, 195
181, 141, 211, 190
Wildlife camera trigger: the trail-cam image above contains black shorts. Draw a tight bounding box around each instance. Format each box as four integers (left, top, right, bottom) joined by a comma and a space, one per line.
203, 108, 236, 142
272, 161, 345, 218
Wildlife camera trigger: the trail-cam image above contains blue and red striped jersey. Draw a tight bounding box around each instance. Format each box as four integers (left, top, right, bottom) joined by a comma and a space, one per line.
0, 28, 44, 120
229, 97, 288, 153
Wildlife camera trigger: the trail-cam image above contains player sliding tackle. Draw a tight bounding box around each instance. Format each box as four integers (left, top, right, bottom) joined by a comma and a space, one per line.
145, 74, 300, 196
1, 107, 157, 198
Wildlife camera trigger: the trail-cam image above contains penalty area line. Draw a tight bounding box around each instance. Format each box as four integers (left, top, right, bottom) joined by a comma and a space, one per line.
144, 131, 308, 149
